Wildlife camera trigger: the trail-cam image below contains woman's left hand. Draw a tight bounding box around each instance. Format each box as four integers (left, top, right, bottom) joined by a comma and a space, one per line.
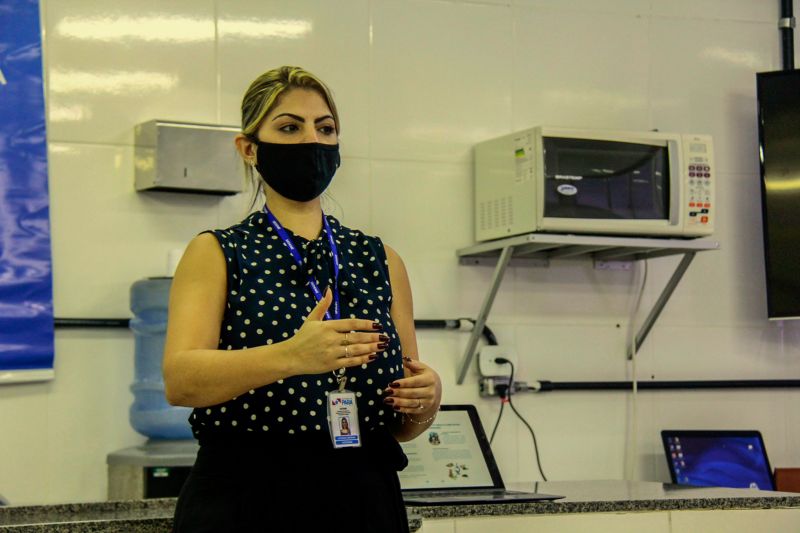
383, 357, 441, 414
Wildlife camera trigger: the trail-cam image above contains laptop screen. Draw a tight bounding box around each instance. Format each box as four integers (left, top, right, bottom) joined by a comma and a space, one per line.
661, 430, 775, 490
398, 405, 503, 491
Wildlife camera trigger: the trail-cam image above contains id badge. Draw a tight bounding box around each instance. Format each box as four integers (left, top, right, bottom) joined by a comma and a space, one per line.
327, 390, 361, 448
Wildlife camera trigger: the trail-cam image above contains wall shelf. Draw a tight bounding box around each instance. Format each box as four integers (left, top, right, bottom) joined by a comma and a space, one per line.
455, 233, 720, 384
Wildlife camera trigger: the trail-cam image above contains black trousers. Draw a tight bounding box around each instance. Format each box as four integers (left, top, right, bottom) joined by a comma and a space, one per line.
173, 430, 409, 533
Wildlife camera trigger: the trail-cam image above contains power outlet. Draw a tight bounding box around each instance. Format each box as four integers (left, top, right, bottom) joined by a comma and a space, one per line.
478, 345, 518, 377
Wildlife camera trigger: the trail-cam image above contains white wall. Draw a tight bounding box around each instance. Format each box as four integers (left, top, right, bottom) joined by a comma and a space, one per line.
1, 0, 799, 505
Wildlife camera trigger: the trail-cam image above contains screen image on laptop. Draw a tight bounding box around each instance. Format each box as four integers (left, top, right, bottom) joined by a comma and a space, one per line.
398, 406, 500, 491
661, 430, 775, 491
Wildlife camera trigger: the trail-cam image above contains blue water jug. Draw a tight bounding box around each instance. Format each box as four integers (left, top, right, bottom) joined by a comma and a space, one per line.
129, 277, 193, 439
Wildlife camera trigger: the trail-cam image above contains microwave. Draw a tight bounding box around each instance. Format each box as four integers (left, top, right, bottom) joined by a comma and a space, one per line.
474, 126, 715, 241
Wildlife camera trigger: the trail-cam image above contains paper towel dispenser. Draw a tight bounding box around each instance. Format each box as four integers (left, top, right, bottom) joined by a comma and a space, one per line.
134, 120, 243, 195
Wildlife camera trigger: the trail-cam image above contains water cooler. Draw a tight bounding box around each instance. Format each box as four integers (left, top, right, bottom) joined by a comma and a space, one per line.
107, 275, 199, 500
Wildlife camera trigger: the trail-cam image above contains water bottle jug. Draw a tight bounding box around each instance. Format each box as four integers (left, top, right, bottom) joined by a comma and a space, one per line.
129, 277, 193, 439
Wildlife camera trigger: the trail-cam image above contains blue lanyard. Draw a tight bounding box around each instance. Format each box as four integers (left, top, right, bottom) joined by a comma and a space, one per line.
262, 205, 340, 321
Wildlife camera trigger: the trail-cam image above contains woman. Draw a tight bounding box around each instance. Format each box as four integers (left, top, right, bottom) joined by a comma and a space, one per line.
163, 66, 442, 532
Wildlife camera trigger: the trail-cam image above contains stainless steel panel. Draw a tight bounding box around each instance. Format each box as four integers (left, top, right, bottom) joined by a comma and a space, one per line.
135, 120, 243, 195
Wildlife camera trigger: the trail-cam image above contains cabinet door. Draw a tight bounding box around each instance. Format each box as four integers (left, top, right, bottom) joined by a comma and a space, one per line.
417, 518, 455, 533
454, 512, 670, 533
670, 509, 800, 532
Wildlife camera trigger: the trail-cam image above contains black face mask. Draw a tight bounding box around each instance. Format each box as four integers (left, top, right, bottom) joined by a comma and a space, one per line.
252, 141, 341, 202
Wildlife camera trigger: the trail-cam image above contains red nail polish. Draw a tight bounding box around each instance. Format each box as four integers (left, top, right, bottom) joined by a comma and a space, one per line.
383, 397, 394, 404
378, 342, 388, 350
389, 381, 400, 388
372, 322, 382, 330
392, 406, 401, 411
368, 354, 377, 361
379, 334, 389, 342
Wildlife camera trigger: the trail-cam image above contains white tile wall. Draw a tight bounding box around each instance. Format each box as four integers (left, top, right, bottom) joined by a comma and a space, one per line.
511, 6, 652, 132
48, 142, 218, 317
651, 0, 779, 23
514, 0, 649, 16
44, 332, 141, 503
217, 0, 372, 158
44, 0, 218, 145
369, 0, 514, 163
648, 17, 778, 175
2, 0, 798, 505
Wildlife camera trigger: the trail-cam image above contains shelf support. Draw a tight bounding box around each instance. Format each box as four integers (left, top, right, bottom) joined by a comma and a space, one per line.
456, 245, 514, 384
629, 251, 696, 359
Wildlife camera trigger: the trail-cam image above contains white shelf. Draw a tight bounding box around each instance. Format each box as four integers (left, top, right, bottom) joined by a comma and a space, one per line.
454, 233, 720, 385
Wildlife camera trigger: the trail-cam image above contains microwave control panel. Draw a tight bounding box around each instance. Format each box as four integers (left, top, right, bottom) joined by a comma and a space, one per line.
682, 135, 715, 236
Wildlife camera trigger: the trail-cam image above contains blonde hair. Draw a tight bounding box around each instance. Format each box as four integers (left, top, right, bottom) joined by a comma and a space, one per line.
240, 66, 340, 210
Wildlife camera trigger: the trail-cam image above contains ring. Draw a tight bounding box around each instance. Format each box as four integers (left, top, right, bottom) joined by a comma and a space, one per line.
343, 332, 350, 346
345, 346, 350, 358
417, 400, 423, 409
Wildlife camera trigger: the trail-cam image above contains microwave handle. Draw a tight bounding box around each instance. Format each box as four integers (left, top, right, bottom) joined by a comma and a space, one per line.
667, 139, 681, 226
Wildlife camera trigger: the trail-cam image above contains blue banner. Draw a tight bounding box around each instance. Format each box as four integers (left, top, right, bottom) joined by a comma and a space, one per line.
0, 0, 54, 382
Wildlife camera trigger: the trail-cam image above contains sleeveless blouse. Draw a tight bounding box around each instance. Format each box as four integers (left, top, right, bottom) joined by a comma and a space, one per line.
189, 211, 404, 440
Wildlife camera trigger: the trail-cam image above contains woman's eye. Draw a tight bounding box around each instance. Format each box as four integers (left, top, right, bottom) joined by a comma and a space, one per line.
279, 124, 300, 133
319, 125, 336, 136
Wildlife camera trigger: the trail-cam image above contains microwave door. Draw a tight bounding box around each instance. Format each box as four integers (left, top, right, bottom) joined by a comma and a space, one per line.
542, 137, 670, 223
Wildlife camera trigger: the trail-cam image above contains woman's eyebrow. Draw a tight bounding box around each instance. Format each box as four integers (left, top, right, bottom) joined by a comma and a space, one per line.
272, 113, 335, 124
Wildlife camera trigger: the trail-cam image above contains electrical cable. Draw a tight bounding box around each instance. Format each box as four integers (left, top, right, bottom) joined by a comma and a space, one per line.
460, 317, 499, 346
496, 358, 548, 481
489, 397, 505, 445
625, 259, 648, 481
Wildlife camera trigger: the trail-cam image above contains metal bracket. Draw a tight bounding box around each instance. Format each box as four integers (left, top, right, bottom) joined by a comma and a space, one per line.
779, 17, 796, 29
456, 245, 514, 384
628, 252, 696, 359
455, 234, 718, 381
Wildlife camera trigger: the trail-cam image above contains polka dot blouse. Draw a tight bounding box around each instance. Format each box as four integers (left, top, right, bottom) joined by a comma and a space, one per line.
189, 211, 404, 440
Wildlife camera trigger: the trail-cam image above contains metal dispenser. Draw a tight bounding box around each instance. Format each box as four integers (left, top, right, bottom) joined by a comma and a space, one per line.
134, 120, 243, 195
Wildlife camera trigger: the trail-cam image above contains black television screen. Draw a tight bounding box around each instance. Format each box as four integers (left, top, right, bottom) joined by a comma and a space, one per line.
756, 69, 800, 320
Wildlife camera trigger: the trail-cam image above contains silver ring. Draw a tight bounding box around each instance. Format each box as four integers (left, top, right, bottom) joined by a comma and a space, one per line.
343, 332, 350, 346
345, 345, 350, 358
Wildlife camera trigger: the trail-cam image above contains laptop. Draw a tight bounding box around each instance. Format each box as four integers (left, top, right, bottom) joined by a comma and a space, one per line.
661, 430, 775, 490
399, 404, 563, 505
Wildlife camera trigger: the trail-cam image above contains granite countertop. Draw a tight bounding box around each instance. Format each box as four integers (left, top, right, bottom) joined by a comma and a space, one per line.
0, 499, 422, 532
408, 480, 800, 519
2, 480, 798, 531
0, 499, 174, 532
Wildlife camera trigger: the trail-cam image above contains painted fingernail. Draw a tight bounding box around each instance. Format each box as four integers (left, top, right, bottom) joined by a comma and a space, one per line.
368, 354, 377, 361
379, 334, 389, 342
403, 356, 413, 362
383, 397, 394, 405
389, 381, 400, 388
392, 406, 401, 411
378, 343, 388, 350
372, 322, 382, 330
383, 388, 394, 396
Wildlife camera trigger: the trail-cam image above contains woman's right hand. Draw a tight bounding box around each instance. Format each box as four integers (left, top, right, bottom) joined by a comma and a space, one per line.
284, 287, 387, 375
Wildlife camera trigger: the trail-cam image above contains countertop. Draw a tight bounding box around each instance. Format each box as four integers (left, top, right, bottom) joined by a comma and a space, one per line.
2, 480, 798, 531
0, 498, 420, 532
408, 479, 800, 519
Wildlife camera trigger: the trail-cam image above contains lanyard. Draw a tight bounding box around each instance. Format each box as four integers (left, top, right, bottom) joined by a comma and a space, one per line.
262, 204, 340, 321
